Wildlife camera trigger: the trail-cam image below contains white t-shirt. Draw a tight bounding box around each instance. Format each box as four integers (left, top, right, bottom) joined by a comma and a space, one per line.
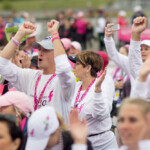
128, 40, 150, 100
0, 54, 76, 123
104, 37, 136, 94
71, 74, 116, 147
96, 17, 106, 33
114, 141, 150, 150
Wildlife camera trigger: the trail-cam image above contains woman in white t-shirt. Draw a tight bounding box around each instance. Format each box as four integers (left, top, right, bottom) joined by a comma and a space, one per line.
69, 50, 118, 150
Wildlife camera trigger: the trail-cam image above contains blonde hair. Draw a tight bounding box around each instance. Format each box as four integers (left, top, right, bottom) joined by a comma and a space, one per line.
56, 112, 68, 131
119, 98, 150, 118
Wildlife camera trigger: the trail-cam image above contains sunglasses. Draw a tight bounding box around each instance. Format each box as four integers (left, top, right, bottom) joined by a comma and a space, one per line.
0, 114, 17, 123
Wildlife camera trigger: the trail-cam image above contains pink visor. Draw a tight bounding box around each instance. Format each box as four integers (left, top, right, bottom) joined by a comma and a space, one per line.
0, 91, 33, 115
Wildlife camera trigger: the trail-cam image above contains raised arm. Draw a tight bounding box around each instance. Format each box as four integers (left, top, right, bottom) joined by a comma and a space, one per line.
104, 24, 130, 75
47, 20, 66, 57
129, 17, 147, 79
47, 20, 76, 100
90, 69, 112, 120
0, 22, 36, 59
0, 22, 37, 92
131, 53, 150, 99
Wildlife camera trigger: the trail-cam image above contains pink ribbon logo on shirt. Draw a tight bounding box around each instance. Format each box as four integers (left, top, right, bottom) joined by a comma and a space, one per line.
48, 90, 53, 102
78, 103, 85, 113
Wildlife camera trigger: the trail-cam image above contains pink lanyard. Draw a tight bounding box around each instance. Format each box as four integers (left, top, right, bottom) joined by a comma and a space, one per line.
74, 78, 96, 108
34, 74, 56, 110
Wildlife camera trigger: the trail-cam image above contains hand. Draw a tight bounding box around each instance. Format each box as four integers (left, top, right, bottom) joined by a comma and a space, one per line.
95, 68, 107, 92
22, 53, 31, 68
115, 80, 124, 89
69, 108, 88, 144
105, 23, 115, 38
131, 17, 147, 34
47, 20, 60, 34
15, 21, 36, 40
138, 53, 150, 82
11, 55, 22, 68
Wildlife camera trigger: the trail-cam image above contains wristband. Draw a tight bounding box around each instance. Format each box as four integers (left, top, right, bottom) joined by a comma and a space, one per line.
51, 32, 59, 36
11, 37, 20, 46
52, 37, 60, 42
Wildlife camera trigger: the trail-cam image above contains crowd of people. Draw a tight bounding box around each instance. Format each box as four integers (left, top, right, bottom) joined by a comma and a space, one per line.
0, 5, 150, 150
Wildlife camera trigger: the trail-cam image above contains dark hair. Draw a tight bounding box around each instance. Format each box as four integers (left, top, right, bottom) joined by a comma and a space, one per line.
0, 114, 23, 150
31, 55, 38, 69
77, 50, 103, 77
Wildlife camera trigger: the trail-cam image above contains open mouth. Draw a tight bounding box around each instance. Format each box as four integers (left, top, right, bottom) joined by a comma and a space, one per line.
38, 58, 42, 62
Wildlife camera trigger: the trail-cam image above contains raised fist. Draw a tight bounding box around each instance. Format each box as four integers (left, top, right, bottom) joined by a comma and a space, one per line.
131, 17, 147, 34
17, 21, 36, 38
105, 23, 115, 38
47, 20, 59, 34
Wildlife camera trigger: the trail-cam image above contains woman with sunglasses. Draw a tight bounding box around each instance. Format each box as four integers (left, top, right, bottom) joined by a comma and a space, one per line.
0, 114, 23, 150
47, 19, 117, 150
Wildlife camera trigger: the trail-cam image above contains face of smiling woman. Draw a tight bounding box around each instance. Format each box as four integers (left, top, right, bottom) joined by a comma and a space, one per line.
141, 44, 150, 62
118, 103, 146, 146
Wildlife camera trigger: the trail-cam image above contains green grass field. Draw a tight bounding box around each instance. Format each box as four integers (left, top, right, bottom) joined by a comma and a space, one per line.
0, 0, 116, 11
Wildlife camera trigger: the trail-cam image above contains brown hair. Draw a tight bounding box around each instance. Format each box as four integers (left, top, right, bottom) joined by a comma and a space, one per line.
77, 50, 103, 77
119, 98, 150, 118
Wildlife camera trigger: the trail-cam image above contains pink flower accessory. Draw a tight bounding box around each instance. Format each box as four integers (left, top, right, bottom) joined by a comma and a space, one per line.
44, 116, 50, 131
30, 129, 34, 137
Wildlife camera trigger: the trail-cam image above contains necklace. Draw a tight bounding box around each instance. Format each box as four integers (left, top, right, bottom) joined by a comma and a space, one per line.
34, 74, 56, 110
74, 78, 96, 108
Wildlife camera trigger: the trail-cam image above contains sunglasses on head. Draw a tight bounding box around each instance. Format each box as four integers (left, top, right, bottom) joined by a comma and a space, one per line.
0, 114, 17, 123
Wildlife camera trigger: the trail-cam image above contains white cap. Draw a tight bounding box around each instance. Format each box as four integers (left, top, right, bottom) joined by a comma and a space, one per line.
134, 5, 142, 12
32, 36, 53, 50
25, 106, 59, 150
71, 41, 82, 51
118, 10, 126, 17
141, 40, 150, 47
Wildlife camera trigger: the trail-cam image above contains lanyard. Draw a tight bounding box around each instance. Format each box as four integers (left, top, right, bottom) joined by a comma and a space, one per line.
74, 78, 96, 108
24, 48, 34, 57
34, 74, 56, 110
